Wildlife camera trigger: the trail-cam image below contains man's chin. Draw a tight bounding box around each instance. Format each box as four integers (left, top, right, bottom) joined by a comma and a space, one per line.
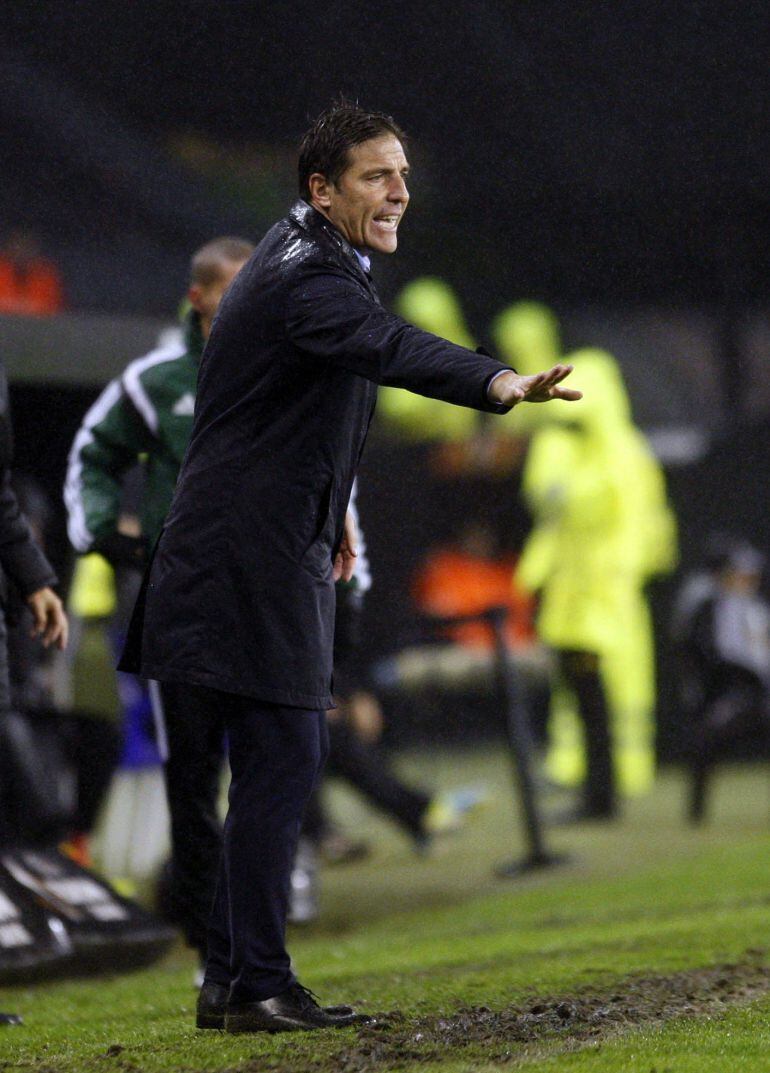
368, 236, 398, 255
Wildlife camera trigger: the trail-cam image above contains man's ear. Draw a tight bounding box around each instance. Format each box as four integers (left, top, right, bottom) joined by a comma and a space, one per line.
188, 284, 203, 314
308, 173, 332, 210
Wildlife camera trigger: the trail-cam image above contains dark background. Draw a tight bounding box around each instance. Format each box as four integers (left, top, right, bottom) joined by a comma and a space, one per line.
3, 1, 769, 319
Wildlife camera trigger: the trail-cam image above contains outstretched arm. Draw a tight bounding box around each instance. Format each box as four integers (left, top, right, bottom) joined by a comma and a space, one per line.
287, 267, 580, 413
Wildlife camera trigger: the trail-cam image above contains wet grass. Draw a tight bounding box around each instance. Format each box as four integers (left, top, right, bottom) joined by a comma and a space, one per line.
0, 751, 769, 1071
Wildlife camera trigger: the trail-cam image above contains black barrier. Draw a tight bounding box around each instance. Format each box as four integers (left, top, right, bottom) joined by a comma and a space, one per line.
0, 847, 177, 983
424, 606, 568, 878
0, 862, 73, 983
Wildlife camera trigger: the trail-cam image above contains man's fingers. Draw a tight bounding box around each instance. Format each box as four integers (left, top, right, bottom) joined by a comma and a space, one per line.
539, 363, 573, 387
550, 386, 583, 401
516, 363, 581, 403
27, 590, 70, 650
547, 363, 573, 382
44, 611, 68, 650
333, 545, 357, 583
339, 544, 357, 583
542, 365, 580, 400
511, 372, 544, 400
55, 614, 69, 651
41, 614, 58, 648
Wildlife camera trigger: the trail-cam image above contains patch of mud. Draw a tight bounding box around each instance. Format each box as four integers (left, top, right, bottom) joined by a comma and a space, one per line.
233, 959, 770, 1072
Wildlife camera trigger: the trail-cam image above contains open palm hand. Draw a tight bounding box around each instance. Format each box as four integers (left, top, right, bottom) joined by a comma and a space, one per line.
490, 364, 582, 407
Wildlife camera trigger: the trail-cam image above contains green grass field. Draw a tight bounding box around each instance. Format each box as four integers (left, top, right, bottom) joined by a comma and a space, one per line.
1, 748, 769, 1072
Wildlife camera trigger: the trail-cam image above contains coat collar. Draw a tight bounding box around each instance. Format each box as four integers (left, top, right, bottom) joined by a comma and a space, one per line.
288, 199, 376, 294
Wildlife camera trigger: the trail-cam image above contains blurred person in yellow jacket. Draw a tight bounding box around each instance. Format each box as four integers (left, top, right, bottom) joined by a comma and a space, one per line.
492, 302, 562, 435
492, 302, 582, 663
512, 345, 677, 815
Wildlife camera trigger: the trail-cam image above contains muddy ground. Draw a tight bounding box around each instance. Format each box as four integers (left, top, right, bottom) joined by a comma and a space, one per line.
223, 956, 770, 1072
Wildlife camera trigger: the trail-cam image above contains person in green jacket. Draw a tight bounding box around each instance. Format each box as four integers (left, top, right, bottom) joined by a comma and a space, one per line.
64, 237, 254, 965
65, 237, 254, 562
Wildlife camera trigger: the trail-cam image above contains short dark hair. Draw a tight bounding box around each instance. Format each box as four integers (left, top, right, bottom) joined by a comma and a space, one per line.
298, 100, 406, 200
190, 237, 255, 287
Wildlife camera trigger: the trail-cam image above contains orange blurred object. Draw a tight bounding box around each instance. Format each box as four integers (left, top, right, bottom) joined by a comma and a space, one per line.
0, 255, 64, 315
59, 832, 93, 870
0, 230, 65, 316
413, 549, 535, 649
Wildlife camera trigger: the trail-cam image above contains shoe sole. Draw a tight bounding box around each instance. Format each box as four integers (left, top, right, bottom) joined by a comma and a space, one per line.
225, 1015, 314, 1033
226, 1014, 364, 1034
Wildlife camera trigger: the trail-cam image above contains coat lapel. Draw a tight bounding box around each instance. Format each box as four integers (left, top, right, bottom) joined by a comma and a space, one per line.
288, 200, 381, 303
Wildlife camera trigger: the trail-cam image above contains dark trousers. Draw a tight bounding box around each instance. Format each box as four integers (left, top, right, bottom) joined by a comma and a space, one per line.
198, 689, 328, 1003
559, 649, 616, 815
154, 681, 226, 959
688, 682, 769, 822
304, 718, 430, 839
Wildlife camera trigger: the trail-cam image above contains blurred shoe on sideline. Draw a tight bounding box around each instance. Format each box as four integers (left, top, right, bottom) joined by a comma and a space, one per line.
414, 785, 489, 853
319, 831, 370, 866
287, 837, 319, 924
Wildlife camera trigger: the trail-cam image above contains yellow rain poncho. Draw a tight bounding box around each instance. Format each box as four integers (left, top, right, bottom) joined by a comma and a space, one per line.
515, 347, 677, 794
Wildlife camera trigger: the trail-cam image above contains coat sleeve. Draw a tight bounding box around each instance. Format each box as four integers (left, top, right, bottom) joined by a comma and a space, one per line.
285, 266, 512, 413
0, 470, 57, 596
0, 364, 57, 596
64, 378, 155, 553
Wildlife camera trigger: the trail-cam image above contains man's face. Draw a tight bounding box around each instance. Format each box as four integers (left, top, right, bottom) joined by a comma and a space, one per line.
311, 134, 410, 254
189, 259, 247, 339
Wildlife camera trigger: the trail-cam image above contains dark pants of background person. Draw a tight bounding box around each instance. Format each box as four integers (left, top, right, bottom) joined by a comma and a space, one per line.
688, 677, 770, 822
167, 685, 329, 1003
558, 649, 616, 816
303, 716, 431, 843
306, 583, 432, 842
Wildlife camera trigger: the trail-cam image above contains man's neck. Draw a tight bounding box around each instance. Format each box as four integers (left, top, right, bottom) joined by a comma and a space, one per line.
305, 200, 370, 274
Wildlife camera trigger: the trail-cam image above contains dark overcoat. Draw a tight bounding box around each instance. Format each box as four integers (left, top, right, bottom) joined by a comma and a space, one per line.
120, 200, 511, 709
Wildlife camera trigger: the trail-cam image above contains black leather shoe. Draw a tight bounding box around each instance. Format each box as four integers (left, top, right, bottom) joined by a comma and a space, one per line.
196, 982, 229, 1030
225, 982, 370, 1033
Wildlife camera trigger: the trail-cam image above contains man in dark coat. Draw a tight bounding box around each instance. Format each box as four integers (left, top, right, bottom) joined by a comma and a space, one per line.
0, 365, 67, 662
121, 102, 580, 1033
0, 357, 68, 1027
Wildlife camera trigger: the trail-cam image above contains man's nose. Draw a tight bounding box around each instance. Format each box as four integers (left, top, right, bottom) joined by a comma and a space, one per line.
388, 176, 409, 203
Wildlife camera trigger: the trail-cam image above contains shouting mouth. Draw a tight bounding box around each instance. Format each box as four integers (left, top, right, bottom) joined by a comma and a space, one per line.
373, 215, 400, 231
